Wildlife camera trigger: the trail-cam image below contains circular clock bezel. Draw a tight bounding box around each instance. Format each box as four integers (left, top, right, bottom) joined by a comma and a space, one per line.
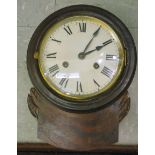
27, 5, 137, 112
38, 15, 125, 100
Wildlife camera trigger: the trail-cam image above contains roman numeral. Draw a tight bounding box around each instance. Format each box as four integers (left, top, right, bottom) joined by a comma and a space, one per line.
51, 38, 61, 43
102, 39, 113, 46
59, 78, 69, 88
79, 22, 86, 32
46, 52, 57, 58
106, 54, 118, 61
49, 64, 59, 76
64, 26, 72, 35
93, 79, 100, 88
76, 81, 83, 92
101, 66, 113, 78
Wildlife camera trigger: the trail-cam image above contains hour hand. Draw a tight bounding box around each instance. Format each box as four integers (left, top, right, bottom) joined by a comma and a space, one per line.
85, 39, 113, 56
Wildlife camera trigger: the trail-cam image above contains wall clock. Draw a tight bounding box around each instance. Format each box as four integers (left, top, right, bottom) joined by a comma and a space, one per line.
27, 5, 137, 151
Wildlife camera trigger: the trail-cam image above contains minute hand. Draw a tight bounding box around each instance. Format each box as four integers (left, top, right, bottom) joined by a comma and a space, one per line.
82, 26, 101, 54
84, 39, 113, 56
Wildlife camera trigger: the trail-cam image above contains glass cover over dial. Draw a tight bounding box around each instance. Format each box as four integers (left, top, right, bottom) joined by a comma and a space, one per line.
38, 16, 125, 100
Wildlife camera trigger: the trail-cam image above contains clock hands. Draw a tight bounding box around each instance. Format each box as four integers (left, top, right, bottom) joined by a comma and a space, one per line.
84, 39, 113, 56
78, 26, 101, 59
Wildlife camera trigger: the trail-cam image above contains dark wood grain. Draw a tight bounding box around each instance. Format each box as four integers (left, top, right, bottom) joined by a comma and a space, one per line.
17, 143, 138, 154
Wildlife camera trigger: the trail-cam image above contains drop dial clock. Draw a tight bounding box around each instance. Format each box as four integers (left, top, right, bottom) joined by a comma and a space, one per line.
27, 5, 137, 150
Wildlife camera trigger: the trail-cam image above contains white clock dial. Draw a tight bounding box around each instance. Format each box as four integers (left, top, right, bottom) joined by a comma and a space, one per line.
38, 16, 124, 100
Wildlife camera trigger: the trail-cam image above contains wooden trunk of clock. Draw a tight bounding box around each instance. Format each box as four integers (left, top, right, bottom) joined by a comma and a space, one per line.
28, 87, 130, 151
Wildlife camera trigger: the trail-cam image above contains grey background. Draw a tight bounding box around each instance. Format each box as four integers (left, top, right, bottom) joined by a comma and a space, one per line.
17, 0, 138, 144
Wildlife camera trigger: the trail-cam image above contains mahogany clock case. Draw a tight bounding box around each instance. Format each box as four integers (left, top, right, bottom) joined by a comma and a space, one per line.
27, 5, 137, 112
